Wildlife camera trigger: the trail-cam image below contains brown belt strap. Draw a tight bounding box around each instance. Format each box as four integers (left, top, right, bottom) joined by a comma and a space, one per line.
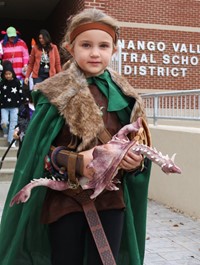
75, 191, 117, 265
98, 128, 112, 144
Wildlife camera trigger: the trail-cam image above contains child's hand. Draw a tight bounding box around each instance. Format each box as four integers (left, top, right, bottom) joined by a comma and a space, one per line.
120, 149, 143, 171
79, 148, 95, 180
13, 128, 20, 140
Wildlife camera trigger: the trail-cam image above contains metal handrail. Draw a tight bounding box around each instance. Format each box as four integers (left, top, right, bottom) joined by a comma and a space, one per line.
141, 89, 200, 97
141, 89, 200, 125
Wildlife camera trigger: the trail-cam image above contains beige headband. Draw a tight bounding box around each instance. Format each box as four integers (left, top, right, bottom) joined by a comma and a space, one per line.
70, 22, 116, 43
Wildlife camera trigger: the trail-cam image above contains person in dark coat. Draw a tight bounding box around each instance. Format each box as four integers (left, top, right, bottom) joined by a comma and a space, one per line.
0, 60, 24, 147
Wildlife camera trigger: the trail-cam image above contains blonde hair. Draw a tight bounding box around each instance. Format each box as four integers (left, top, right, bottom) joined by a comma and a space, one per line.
62, 8, 119, 48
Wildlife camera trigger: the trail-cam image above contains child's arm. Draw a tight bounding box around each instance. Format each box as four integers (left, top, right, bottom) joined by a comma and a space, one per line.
17, 80, 25, 102
49, 146, 94, 180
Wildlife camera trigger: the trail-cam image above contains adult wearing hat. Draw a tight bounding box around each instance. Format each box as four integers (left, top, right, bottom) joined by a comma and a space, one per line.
0, 26, 29, 81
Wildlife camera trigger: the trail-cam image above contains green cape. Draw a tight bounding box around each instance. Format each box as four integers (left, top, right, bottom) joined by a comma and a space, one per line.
0, 91, 151, 265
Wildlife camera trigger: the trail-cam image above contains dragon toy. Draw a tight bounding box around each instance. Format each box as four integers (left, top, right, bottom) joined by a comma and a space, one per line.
10, 117, 181, 206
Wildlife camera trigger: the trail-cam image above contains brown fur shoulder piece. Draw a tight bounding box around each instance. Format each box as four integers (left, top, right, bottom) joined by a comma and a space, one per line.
34, 61, 146, 150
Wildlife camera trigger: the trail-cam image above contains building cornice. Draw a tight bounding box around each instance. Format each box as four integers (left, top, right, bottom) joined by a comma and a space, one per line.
118, 22, 200, 33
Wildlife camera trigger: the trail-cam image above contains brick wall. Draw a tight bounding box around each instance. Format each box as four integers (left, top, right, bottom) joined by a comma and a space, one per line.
84, 0, 200, 90
84, 0, 106, 10
105, 0, 200, 27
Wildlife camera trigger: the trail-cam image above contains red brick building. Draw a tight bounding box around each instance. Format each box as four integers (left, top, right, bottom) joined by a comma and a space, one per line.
1, 0, 200, 91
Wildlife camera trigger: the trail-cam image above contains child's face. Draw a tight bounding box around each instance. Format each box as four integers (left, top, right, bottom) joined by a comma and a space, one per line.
68, 29, 116, 77
4, 71, 13, 80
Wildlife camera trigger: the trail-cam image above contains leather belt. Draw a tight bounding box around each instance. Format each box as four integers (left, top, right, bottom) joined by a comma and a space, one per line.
80, 129, 117, 264
74, 190, 117, 265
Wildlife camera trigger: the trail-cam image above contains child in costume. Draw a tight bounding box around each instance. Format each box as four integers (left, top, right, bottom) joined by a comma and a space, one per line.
0, 9, 151, 265
0, 60, 25, 147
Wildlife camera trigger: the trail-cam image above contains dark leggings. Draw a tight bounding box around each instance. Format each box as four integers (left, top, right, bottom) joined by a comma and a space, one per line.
49, 209, 124, 265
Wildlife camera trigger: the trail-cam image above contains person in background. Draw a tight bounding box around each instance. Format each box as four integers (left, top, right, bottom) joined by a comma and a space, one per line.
0, 60, 24, 147
24, 29, 61, 85
13, 89, 35, 156
0, 26, 29, 82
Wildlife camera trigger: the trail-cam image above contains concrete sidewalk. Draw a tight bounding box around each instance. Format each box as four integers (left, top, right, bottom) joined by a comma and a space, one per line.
144, 200, 200, 265
0, 196, 200, 265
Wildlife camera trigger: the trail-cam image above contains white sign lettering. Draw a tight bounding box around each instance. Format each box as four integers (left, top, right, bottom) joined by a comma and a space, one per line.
114, 39, 200, 77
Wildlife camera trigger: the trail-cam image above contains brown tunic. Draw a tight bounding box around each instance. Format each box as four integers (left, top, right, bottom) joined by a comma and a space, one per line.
41, 84, 126, 224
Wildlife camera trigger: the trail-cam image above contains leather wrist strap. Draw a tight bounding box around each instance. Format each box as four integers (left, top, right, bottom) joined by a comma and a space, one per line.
67, 152, 79, 188
50, 146, 84, 177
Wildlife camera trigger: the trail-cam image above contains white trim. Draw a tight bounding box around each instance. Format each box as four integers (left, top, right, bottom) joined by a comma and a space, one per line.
118, 21, 200, 33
